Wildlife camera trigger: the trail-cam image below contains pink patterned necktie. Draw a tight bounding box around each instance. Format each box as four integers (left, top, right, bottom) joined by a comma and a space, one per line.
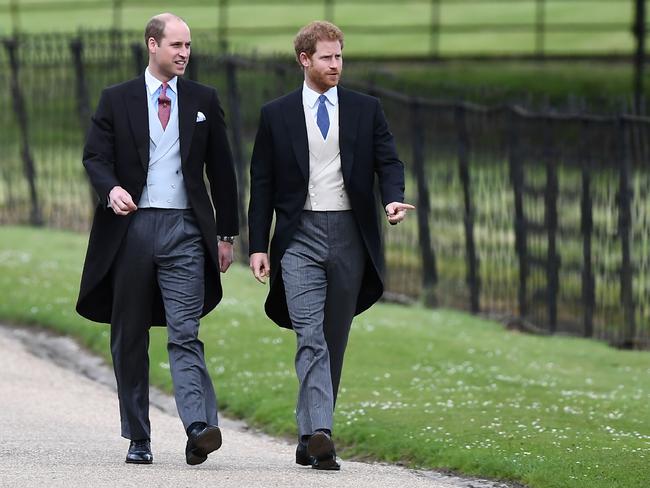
158, 82, 171, 130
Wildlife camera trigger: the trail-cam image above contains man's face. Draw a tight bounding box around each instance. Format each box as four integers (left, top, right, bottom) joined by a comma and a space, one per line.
148, 19, 191, 81
300, 39, 342, 93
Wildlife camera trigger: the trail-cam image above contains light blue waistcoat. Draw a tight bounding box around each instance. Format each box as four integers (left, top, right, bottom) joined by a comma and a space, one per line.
138, 94, 189, 209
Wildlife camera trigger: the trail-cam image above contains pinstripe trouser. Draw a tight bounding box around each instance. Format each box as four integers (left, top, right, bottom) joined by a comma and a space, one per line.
281, 210, 366, 441
110, 209, 218, 440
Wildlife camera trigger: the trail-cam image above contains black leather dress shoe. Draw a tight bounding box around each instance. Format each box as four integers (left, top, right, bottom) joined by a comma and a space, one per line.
125, 439, 153, 464
296, 443, 314, 466
185, 424, 222, 465
307, 431, 340, 471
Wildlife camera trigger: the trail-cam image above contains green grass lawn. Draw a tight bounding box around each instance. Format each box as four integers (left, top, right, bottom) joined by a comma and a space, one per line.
363, 60, 647, 108
0, 0, 643, 56
0, 225, 648, 488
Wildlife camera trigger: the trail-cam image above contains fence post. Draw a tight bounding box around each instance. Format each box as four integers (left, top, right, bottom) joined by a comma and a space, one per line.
508, 108, 527, 320
430, 0, 441, 57
543, 119, 559, 333
187, 51, 199, 81
410, 99, 437, 306
633, 0, 646, 113
218, 0, 229, 52
324, 0, 335, 22
112, 0, 123, 31
224, 57, 248, 260
10, 0, 20, 36
455, 105, 480, 313
4, 38, 42, 226
130, 43, 144, 76
580, 120, 595, 338
535, 0, 546, 59
273, 62, 289, 99
617, 117, 636, 348
70, 38, 91, 135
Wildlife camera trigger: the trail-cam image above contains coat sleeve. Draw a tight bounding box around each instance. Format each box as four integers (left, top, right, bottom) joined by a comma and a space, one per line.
372, 98, 405, 207
247, 106, 275, 254
82, 89, 121, 203
205, 88, 239, 237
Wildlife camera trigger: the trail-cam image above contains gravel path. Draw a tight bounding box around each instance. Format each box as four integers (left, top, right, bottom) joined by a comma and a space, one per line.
0, 324, 517, 488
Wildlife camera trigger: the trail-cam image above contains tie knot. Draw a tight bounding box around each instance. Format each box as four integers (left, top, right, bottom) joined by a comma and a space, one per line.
159, 82, 170, 102
318, 94, 327, 105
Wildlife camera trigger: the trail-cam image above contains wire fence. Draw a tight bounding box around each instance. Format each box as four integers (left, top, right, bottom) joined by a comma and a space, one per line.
2, 30, 650, 349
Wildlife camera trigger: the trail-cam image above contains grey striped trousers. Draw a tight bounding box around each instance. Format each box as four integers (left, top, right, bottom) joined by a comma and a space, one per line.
281, 210, 366, 441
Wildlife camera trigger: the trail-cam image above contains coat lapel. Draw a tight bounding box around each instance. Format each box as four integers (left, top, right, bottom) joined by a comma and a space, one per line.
147, 98, 164, 148
282, 89, 309, 183
338, 86, 358, 184
304, 108, 327, 162
178, 78, 198, 165
125, 76, 150, 172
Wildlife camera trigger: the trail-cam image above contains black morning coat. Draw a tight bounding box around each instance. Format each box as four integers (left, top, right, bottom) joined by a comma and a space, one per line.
248, 86, 405, 329
76, 76, 239, 326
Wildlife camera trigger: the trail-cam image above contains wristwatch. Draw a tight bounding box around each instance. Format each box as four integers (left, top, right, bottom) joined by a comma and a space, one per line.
217, 235, 236, 244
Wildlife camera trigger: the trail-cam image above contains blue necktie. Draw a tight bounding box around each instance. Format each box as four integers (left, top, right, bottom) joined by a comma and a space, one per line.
316, 94, 329, 139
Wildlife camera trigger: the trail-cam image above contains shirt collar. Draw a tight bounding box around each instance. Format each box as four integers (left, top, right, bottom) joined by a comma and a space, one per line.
302, 81, 338, 109
145, 68, 178, 97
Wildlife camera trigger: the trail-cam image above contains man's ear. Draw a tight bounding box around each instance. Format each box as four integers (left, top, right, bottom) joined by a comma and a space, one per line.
147, 37, 158, 54
299, 52, 310, 68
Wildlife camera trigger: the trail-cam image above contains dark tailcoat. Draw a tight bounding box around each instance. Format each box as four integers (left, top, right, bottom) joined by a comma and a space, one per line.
77, 76, 238, 326
248, 86, 404, 329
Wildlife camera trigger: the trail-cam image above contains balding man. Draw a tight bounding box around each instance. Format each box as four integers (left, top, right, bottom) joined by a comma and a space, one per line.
77, 13, 238, 466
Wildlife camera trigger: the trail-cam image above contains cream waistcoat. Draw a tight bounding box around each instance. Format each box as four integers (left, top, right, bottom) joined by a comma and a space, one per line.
303, 103, 351, 211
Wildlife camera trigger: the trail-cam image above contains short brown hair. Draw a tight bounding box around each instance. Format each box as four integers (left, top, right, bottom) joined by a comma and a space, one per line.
294, 21, 344, 65
144, 13, 184, 46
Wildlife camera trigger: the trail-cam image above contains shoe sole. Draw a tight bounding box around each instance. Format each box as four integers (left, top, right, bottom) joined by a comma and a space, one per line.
186, 452, 208, 466
125, 458, 153, 465
312, 457, 340, 471
186, 425, 222, 465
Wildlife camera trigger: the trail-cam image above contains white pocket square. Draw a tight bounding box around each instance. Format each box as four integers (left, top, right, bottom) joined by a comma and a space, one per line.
196, 111, 206, 122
